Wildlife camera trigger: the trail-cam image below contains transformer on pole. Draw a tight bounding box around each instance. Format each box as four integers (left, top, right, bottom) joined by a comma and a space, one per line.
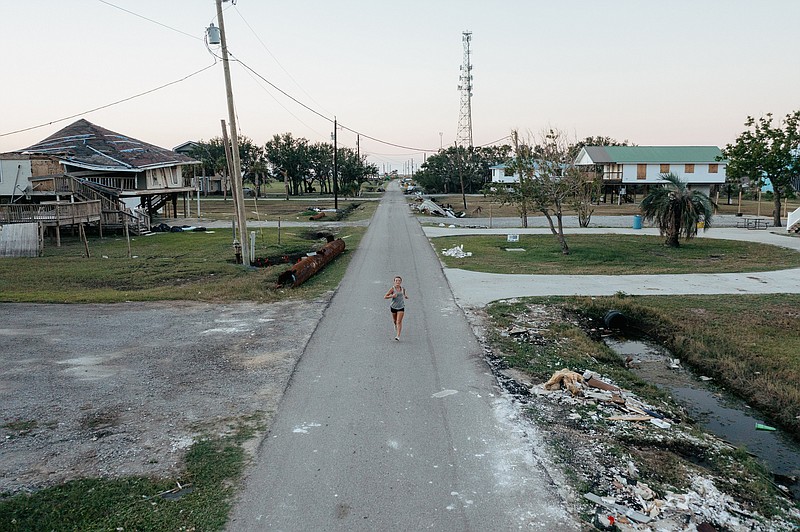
456, 31, 473, 148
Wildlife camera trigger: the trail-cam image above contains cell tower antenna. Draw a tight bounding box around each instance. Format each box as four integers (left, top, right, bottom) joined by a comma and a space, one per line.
456, 31, 473, 148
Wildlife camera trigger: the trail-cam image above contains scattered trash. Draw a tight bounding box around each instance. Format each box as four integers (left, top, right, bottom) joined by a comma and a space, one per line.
650, 418, 671, 429
699, 376, 713, 381
415, 199, 456, 217
505, 248, 526, 252
503, 304, 800, 530
584, 374, 621, 393
543, 368, 584, 396
584, 492, 652, 524
151, 223, 207, 233
668, 358, 681, 369
442, 245, 472, 258
755, 423, 777, 431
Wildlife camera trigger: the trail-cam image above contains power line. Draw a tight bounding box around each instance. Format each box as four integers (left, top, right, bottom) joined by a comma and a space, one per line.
477, 135, 512, 147
97, 0, 203, 41
232, 4, 331, 117
57, 1, 446, 155
230, 55, 439, 153
0, 63, 217, 139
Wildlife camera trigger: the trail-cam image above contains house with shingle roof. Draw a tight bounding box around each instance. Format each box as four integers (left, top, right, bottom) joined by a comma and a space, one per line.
1, 119, 201, 238
1, 119, 199, 227
574, 145, 727, 202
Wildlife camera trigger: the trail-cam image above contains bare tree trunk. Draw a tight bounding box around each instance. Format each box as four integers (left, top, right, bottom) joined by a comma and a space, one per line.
773, 194, 783, 227
542, 211, 570, 255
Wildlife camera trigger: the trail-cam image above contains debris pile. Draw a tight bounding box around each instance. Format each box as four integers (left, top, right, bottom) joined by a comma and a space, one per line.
413, 198, 464, 217
151, 223, 208, 233
441, 245, 472, 258
535, 368, 671, 429
543, 368, 583, 396
478, 305, 800, 531
532, 366, 800, 530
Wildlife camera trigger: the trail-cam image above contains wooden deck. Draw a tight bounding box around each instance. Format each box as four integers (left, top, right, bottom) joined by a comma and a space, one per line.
0, 201, 101, 226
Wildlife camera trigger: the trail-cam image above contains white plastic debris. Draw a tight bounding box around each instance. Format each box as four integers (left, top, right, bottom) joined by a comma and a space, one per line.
442, 245, 472, 258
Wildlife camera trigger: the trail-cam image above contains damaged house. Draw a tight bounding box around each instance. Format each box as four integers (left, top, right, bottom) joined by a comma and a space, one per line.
0, 119, 199, 240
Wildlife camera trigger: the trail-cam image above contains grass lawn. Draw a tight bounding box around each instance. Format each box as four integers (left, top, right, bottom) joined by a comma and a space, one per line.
0, 424, 256, 531
433, 234, 800, 274
187, 197, 378, 222
0, 226, 364, 304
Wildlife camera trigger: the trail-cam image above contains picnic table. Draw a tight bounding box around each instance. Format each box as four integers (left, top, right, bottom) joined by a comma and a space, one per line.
736, 217, 771, 230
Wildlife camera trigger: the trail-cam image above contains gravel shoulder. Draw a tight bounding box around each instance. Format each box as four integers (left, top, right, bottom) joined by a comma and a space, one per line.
0, 297, 330, 495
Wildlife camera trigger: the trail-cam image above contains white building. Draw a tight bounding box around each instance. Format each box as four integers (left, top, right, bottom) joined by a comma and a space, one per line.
574, 146, 727, 198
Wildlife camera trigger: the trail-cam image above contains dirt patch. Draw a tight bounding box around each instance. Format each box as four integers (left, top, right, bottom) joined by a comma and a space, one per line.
0, 298, 330, 495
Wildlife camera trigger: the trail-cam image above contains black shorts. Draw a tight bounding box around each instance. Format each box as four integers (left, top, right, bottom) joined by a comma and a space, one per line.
390, 307, 405, 314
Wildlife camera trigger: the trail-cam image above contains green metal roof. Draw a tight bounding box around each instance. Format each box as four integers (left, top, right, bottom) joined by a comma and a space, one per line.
598, 146, 723, 163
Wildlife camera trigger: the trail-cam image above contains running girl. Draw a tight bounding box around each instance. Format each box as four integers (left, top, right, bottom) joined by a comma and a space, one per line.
384, 276, 408, 341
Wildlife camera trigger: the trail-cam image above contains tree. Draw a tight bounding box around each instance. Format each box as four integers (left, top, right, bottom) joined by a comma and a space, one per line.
639, 173, 715, 248
337, 146, 366, 197
568, 168, 602, 228
414, 145, 509, 195
490, 129, 578, 252
568, 136, 631, 226
528, 128, 582, 254
723, 111, 800, 227
263, 133, 311, 197
307, 142, 333, 194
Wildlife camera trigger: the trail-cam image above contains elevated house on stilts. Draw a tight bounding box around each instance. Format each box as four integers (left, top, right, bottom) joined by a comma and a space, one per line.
0, 119, 199, 248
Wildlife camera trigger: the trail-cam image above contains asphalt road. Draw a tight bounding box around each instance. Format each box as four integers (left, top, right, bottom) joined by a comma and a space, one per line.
227, 183, 576, 530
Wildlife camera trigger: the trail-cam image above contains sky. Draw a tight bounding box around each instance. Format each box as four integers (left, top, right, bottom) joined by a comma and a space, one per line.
2, 1, 799, 173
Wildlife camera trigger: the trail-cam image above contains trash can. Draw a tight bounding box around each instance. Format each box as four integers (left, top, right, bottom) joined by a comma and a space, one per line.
632, 215, 642, 229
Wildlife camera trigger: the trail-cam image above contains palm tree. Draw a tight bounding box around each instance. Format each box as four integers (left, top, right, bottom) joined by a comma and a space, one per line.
640, 173, 716, 247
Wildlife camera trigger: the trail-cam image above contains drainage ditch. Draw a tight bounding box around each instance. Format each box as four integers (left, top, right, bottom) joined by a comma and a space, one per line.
603, 332, 800, 499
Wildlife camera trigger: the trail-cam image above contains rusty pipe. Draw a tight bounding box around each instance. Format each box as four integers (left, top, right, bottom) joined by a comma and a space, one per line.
277, 238, 345, 287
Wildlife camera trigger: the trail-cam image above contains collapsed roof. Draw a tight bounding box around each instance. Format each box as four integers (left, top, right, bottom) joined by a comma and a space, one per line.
19, 119, 197, 173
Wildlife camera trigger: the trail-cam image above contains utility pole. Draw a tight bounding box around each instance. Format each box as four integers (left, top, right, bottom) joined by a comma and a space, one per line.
332, 118, 339, 209
214, 0, 249, 266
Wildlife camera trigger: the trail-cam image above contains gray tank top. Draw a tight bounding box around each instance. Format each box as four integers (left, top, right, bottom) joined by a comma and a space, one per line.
390, 287, 405, 310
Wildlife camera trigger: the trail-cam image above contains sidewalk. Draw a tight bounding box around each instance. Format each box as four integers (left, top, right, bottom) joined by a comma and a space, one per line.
421, 221, 800, 308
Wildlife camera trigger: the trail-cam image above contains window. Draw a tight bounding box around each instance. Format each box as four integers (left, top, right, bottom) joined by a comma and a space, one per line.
685, 164, 695, 173
708, 163, 718, 173
660, 164, 670, 173
637, 164, 647, 179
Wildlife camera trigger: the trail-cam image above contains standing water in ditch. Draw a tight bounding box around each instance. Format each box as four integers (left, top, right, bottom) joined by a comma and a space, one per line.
604, 334, 800, 499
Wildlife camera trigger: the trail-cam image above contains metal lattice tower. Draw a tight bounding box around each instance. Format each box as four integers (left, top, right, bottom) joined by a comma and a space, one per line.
456, 31, 473, 148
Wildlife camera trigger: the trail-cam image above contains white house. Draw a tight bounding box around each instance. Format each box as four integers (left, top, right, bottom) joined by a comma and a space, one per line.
490, 162, 550, 184
490, 163, 517, 184
574, 146, 727, 199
